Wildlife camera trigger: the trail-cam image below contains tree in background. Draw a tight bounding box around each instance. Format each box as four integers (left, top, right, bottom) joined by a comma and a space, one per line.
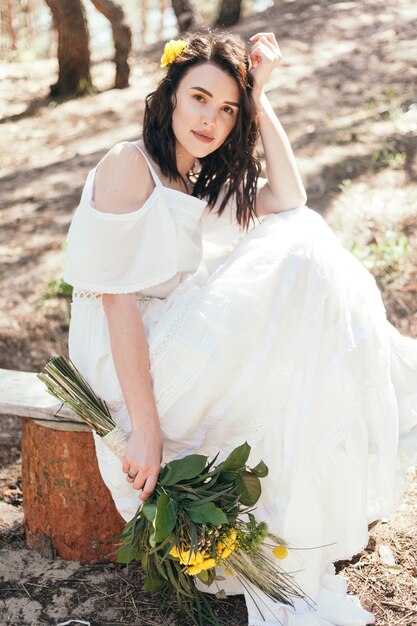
90, 0, 131, 89
171, 0, 197, 31
216, 0, 242, 27
170, 0, 242, 33
45, 0, 92, 97
45, 0, 131, 97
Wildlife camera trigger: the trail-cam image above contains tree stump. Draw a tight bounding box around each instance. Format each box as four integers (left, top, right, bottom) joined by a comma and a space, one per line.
22, 417, 124, 563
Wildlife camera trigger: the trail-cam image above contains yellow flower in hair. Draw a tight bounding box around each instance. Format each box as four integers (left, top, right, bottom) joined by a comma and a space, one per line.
273, 545, 289, 560
160, 38, 188, 68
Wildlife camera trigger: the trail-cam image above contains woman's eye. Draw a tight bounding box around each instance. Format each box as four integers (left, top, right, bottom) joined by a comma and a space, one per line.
223, 106, 234, 115
193, 94, 205, 102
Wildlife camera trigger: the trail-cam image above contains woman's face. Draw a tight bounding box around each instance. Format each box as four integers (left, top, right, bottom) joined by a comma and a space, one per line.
171, 62, 241, 161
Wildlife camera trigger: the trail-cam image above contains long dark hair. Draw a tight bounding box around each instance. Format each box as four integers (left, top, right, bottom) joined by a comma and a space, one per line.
143, 30, 261, 230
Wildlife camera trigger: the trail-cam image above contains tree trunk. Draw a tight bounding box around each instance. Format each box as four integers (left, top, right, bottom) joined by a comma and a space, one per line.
21, 0, 35, 50
5, 0, 18, 51
90, 0, 132, 89
22, 417, 124, 563
44, 0, 92, 97
139, 0, 149, 44
215, 0, 242, 27
171, 0, 196, 32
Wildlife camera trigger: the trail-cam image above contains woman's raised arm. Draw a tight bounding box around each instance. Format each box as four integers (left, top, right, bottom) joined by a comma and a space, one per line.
249, 32, 307, 215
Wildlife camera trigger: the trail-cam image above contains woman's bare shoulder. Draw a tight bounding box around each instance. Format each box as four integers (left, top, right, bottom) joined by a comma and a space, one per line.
92, 141, 155, 215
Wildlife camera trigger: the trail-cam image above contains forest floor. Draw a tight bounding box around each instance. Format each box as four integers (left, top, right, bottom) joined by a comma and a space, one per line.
0, 0, 417, 624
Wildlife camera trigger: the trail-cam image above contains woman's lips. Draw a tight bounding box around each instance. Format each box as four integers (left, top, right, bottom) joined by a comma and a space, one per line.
191, 130, 214, 143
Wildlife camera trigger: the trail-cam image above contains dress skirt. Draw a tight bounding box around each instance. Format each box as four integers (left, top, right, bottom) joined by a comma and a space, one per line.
68, 206, 417, 626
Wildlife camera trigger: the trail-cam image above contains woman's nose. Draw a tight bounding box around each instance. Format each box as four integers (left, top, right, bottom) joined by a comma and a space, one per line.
202, 107, 216, 126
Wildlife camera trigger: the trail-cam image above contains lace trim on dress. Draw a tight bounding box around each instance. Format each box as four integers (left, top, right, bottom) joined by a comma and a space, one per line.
72, 289, 157, 303
72, 290, 102, 301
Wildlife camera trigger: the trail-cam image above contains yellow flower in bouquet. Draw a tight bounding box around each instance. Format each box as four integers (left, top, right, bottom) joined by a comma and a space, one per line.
160, 38, 188, 67
216, 528, 237, 558
273, 545, 289, 560
185, 556, 217, 576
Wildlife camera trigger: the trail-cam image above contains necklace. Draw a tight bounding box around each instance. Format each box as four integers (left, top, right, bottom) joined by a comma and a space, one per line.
182, 174, 193, 195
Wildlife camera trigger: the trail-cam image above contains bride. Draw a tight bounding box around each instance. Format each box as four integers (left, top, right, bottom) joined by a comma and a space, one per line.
63, 30, 417, 625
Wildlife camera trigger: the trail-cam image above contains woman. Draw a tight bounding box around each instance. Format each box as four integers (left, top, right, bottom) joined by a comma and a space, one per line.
63, 30, 417, 626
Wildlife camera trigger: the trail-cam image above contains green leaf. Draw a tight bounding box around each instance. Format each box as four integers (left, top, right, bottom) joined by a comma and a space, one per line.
161, 454, 208, 486
144, 573, 165, 592
187, 485, 236, 508
235, 472, 261, 506
141, 551, 149, 571
250, 460, 269, 478
187, 502, 228, 525
218, 470, 239, 483
154, 494, 177, 542
221, 442, 251, 471
197, 569, 210, 584
142, 500, 157, 522
114, 542, 141, 564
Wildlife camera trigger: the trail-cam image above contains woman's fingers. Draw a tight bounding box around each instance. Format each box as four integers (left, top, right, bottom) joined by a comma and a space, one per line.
122, 455, 130, 474
122, 429, 163, 499
249, 34, 283, 93
139, 471, 159, 502
250, 33, 282, 62
251, 38, 282, 63
126, 468, 137, 482
132, 465, 159, 491
250, 32, 278, 45
132, 467, 150, 491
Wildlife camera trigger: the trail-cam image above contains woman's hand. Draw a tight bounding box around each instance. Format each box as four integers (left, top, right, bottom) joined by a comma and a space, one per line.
122, 425, 163, 502
249, 32, 283, 99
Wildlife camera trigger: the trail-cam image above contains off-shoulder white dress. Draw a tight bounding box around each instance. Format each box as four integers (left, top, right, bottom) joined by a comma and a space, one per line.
64, 141, 417, 626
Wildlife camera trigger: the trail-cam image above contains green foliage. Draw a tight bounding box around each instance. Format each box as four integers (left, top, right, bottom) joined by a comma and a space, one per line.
350, 227, 410, 289
142, 500, 157, 522
43, 279, 73, 300
220, 441, 251, 470
161, 454, 208, 486
187, 502, 228, 525
251, 460, 269, 478
235, 471, 262, 506
153, 494, 177, 542
108, 440, 282, 625
370, 140, 407, 171
337, 178, 352, 193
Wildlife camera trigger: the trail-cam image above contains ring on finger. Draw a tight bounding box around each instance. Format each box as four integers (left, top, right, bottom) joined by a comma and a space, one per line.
127, 470, 136, 479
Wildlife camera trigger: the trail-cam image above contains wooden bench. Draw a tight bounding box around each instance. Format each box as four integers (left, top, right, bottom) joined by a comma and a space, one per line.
0, 367, 124, 563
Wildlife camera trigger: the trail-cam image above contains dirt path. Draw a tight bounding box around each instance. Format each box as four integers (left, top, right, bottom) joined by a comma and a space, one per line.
0, 0, 416, 624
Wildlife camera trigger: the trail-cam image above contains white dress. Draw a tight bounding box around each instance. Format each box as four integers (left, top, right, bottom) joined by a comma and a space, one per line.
64, 142, 417, 626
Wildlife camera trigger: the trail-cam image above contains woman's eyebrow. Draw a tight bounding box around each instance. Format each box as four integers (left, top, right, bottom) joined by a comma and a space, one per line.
190, 86, 240, 107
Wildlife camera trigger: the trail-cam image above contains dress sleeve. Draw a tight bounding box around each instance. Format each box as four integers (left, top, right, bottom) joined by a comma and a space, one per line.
63, 170, 178, 294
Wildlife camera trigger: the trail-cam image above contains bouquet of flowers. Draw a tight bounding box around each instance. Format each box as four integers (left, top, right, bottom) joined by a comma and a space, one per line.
38, 356, 307, 626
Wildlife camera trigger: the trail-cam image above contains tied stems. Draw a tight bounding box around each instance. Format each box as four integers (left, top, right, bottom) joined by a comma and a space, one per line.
37, 356, 116, 436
